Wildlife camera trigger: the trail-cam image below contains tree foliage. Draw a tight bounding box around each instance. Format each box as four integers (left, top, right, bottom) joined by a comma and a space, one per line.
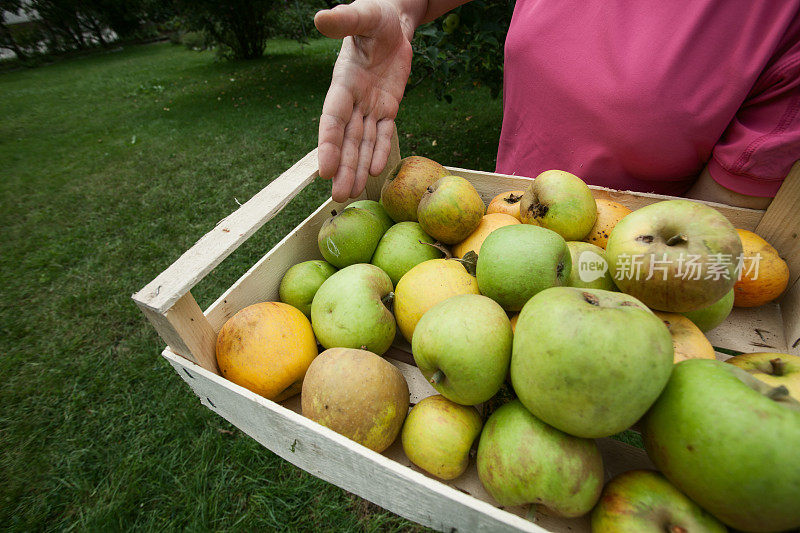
409, 0, 514, 100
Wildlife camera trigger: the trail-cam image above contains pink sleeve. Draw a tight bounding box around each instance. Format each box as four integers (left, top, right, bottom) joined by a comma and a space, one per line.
710, 40, 800, 198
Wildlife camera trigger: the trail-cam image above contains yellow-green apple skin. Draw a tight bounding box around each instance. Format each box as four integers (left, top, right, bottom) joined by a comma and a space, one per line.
591, 470, 727, 533
412, 294, 512, 405
310, 264, 395, 355
726, 352, 800, 400
380, 156, 448, 222
302, 348, 409, 453
401, 395, 482, 480
279, 260, 337, 317
680, 288, 734, 332
345, 199, 394, 234
519, 170, 597, 240
317, 208, 387, 268
511, 287, 673, 438
371, 222, 442, 286
417, 175, 485, 245
565, 241, 617, 291
476, 224, 571, 311
643, 359, 800, 532
476, 400, 603, 516
606, 200, 742, 313
394, 258, 479, 343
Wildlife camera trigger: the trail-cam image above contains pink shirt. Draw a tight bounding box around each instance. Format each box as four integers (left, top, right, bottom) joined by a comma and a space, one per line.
496, 0, 800, 197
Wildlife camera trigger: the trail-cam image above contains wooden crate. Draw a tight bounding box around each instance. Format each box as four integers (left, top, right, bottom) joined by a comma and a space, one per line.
132, 129, 800, 533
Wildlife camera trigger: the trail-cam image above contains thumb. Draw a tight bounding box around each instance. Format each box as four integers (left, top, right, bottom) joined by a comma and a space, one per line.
314, 1, 385, 39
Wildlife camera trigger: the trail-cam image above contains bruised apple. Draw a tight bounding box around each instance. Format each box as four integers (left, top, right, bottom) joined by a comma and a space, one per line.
417, 175, 485, 245
476, 400, 603, 516
606, 200, 742, 312
380, 156, 448, 222
302, 347, 409, 452
519, 170, 597, 241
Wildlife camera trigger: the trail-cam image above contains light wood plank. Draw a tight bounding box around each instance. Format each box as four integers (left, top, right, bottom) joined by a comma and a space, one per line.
780, 277, 800, 356
443, 167, 766, 231
165, 348, 653, 533
205, 197, 343, 332
705, 303, 787, 354
137, 292, 219, 374
755, 161, 800, 286
133, 149, 321, 315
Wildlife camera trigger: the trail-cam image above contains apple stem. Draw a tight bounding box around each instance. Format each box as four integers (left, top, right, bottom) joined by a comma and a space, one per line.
381, 291, 394, 309
429, 370, 445, 385
770, 358, 786, 376
666, 233, 688, 246
766, 385, 790, 401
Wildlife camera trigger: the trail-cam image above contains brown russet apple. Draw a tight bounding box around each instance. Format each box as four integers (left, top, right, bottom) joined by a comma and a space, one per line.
380, 156, 448, 222
302, 347, 409, 453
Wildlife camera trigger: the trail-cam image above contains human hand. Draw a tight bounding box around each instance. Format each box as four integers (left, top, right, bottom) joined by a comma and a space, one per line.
315, 0, 413, 202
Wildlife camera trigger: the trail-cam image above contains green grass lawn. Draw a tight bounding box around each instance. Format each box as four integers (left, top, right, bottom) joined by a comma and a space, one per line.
0, 39, 503, 530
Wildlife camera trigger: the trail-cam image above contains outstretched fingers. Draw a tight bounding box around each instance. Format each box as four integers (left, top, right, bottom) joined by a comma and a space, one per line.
318, 84, 354, 180
370, 118, 395, 176
351, 116, 377, 198
331, 107, 364, 202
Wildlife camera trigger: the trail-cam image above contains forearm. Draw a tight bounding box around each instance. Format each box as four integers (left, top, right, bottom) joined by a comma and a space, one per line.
395, 0, 473, 38
685, 166, 772, 210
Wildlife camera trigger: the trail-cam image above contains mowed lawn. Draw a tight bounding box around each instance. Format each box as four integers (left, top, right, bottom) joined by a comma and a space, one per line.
0, 40, 502, 530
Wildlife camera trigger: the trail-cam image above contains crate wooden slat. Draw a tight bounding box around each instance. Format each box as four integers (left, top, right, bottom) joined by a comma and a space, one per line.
133, 126, 800, 532
164, 347, 655, 533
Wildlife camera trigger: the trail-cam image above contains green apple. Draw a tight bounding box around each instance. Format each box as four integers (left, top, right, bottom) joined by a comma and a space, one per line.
643, 359, 800, 532
380, 156, 449, 222
345, 199, 394, 234
511, 287, 673, 438
476, 224, 571, 311
565, 241, 617, 291
681, 289, 734, 332
726, 352, 800, 400
302, 347, 409, 453
412, 294, 512, 405
278, 260, 337, 317
310, 264, 396, 355
371, 222, 444, 286
606, 200, 742, 312
476, 400, 603, 516
417, 175, 485, 245
317, 207, 386, 268
401, 394, 482, 479
519, 170, 597, 240
591, 470, 726, 533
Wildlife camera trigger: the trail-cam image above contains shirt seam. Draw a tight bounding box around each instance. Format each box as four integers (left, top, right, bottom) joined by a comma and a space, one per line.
729, 89, 800, 173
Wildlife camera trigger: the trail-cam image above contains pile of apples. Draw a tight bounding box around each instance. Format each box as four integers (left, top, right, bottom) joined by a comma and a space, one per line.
215, 156, 799, 533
